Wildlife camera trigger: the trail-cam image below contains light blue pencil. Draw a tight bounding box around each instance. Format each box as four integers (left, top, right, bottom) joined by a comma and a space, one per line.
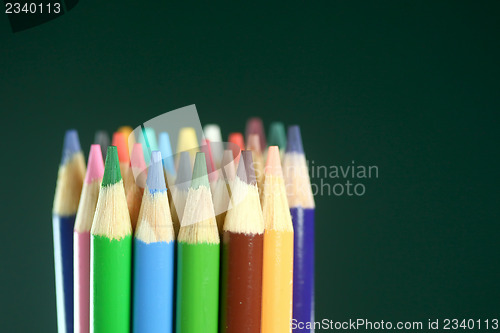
133, 151, 175, 333
159, 131, 176, 180
138, 127, 159, 165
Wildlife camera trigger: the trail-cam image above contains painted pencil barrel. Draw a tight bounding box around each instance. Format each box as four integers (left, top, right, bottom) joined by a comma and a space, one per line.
176, 243, 219, 333
53, 215, 75, 333
221, 232, 263, 333
91, 235, 132, 333
74, 231, 90, 333
133, 239, 175, 333
291, 208, 315, 332
261, 230, 294, 333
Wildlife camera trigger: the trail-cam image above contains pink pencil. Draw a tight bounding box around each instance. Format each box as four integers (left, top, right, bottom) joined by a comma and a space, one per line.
73, 144, 104, 333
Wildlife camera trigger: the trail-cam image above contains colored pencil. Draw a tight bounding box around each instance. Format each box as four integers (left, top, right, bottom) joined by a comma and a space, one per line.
138, 127, 158, 165
245, 117, 266, 151
73, 144, 104, 333
177, 127, 199, 165
93, 130, 110, 161
112, 132, 131, 193
53, 130, 86, 333
261, 146, 294, 333
54, 130, 87, 333
219, 149, 237, 207
159, 131, 176, 181
220, 149, 237, 190
204, 124, 222, 143
228, 132, 244, 164
221, 150, 264, 333
205, 144, 230, 234
246, 134, 265, 200
211, 176, 230, 234
117, 125, 135, 155
283, 126, 315, 332
228, 132, 245, 151
159, 132, 177, 232
90, 146, 132, 333
203, 124, 223, 168
127, 143, 147, 230
133, 151, 175, 333
170, 151, 192, 235
201, 140, 228, 231
201, 139, 217, 183
268, 122, 287, 159
176, 152, 220, 333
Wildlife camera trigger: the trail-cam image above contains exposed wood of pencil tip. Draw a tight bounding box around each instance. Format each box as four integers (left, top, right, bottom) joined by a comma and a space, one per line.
283, 152, 315, 209
135, 188, 175, 243
177, 153, 219, 244
53, 152, 86, 216
224, 154, 264, 235
283, 125, 315, 208
74, 181, 100, 233
91, 147, 132, 239
262, 146, 293, 232
135, 151, 175, 243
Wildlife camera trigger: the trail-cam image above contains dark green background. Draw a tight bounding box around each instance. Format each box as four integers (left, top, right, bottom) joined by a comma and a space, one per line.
1, 1, 499, 331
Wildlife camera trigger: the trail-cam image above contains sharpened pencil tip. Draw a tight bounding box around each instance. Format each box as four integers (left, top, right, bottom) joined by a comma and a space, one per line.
268, 122, 287, 149
200, 140, 216, 181
204, 124, 222, 142
221, 149, 237, 181
286, 125, 304, 154
102, 146, 122, 186
177, 127, 199, 152
85, 144, 105, 184
242, 150, 257, 185
191, 152, 210, 189
131, 143, 146, 170
246, 134, 262, 153
245, 117, 266, 150
159, 132, 176, 175
138, 127, 158, 164
236, 152, 248, 184
118, 126, 134, 150
228, 132, 245, 150
265, 146, 282, 176
175, 151, 192, 190
112, 132, 130, 163
147, 151, 167, 193
61, 129, 82, 165
94, 130, 110, 160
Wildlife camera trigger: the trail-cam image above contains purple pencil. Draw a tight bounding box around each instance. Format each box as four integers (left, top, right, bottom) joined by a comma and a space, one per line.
283, 125, 315, 333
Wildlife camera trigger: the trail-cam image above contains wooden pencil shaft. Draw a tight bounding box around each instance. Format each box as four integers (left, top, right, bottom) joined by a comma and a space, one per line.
176, 242, 220, 333
221, 232, 263, 333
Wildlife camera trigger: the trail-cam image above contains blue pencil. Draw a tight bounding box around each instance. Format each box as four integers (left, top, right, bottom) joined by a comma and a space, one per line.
133, 150, 175, 333
283, 125, 316, 333
52, 130, 86, 333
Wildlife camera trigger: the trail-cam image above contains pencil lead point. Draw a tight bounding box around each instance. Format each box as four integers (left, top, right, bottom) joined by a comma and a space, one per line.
191, 152, 210, 189
102, 146, 122, 186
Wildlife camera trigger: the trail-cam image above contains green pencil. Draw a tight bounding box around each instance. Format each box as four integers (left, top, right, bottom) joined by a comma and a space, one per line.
90, 146, 132, 333
176, 152, 220, 333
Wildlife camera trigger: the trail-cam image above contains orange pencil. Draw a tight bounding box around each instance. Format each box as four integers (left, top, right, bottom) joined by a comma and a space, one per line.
112, 132, 131, 193
118, 126, 135, 156
261, 146, 294, 333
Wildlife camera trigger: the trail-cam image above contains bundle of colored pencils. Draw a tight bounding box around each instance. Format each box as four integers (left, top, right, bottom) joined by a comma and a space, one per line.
52, 118, 315, 333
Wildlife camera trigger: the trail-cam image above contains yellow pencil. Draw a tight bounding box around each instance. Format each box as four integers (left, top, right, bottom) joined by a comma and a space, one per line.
261, 146, 294, 333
